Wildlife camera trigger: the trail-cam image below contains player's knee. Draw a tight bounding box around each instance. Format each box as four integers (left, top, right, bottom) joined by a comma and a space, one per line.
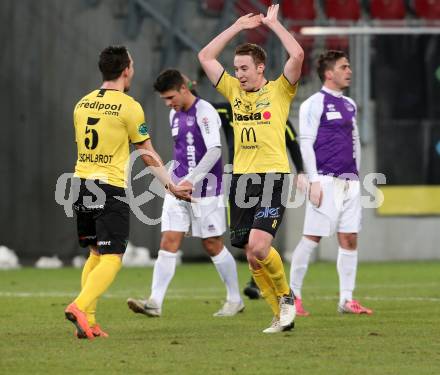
160, 237, 180, 252
202, 236, 223, 256
338, 233, 357, 250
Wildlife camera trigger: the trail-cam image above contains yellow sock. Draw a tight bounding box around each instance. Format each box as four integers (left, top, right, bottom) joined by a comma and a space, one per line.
251, 267, 280, 317
85, 300, 98, 326
74, 254, 122, 312
80, 252, 101, 326
256, 247, 290, 297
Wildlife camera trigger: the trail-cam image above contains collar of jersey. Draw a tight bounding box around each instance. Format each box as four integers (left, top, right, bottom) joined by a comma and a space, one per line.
321, 86, 343, 98
246, 79, 270, 93
98, 88, 120, 91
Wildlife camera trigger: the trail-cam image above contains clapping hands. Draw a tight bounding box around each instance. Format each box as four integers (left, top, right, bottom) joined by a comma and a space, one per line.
234, 4, 280, 31
261, 4, 280, 28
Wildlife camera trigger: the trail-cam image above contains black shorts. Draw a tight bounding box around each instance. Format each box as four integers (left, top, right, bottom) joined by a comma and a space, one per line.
229, 173, 289, 248
73, 178, 129, 254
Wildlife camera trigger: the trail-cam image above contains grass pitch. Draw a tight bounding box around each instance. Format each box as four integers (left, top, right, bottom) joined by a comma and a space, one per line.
1, 261, 440, 375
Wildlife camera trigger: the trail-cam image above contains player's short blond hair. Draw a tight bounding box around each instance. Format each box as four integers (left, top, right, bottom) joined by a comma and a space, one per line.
235, 43, 267, 66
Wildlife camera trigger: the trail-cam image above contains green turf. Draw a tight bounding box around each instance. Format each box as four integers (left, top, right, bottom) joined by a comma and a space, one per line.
1, 262, 440, 375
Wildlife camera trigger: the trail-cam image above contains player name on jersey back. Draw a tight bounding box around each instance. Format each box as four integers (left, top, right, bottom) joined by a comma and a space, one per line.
78, 153, 114, 164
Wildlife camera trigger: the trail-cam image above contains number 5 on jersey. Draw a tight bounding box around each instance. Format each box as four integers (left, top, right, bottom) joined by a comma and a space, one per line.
85, 117, 100, 150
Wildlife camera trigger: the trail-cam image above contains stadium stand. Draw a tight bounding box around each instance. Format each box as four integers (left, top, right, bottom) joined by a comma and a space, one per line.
200, 0, 225, 16
199, 0, 440, 23
414, 0, 440, 20
281, 0, 317, 20
324, 0, 362, 20
281, 0, 317, 79
324, 0, 362, 52
370, 0, 407, 19
235, 0, 272, 44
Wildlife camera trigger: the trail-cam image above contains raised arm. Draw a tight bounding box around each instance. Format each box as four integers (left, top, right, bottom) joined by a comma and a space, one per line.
261, 4, 304, 84
198, 13, 262, 85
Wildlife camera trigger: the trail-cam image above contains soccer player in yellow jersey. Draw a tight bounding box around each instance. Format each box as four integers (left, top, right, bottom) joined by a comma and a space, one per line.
198, 4, 304, 333
64, 46, 191, 340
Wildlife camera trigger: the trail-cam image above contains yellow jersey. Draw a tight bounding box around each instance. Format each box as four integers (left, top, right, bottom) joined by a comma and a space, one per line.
73, 89, 150, 188
216, 71, 298, 174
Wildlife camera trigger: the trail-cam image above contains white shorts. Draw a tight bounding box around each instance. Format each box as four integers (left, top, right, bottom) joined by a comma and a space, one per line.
161, 194, 226, 238
303, 175, 361, 237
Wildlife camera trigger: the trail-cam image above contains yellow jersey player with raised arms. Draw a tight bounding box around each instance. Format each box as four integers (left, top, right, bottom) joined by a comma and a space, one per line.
199, 4, 304, 333
65, 45, 191, 340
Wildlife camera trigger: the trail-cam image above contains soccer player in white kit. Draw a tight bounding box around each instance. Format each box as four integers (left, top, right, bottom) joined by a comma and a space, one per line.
127, 69, 244, 318
290, 50, 373, 316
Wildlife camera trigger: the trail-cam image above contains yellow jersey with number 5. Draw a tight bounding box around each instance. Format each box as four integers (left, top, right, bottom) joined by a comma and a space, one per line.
73, 89, 150, 188
216, 71, 298, 174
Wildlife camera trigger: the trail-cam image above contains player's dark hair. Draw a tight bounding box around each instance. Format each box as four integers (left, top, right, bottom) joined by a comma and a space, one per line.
98, 45, 131, 81
154, 69, 186, 93
235, 43, 267, 66
317, 50, 348, 83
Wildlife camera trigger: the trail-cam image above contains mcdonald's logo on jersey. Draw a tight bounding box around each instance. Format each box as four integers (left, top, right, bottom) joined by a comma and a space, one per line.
241, 127, 257, 143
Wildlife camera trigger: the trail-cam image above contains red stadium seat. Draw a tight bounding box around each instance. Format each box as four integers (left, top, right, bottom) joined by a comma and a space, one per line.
370, 0, 406, 20
281, 0, 316, 21
201, 0, 225, 16
235, 0, 272, 16
282, 0, 317, 77
324, 0, 361, 20
414, 0, 440, 20
242, 27, 270, 44
235, 0, 272, 44
324, 0, 360, 53
325, 36, 350, 52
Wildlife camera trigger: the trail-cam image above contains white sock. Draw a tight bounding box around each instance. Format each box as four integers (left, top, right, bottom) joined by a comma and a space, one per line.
337, 247, 358, 305
290, 237, 318, 298
211, 247, 241, 303
150, 250, 178, 307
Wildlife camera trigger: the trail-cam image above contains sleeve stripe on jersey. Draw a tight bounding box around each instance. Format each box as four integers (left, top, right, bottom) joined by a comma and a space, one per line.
282, 73, 298, 86
215, 70, 226, 88
286, 125, 295, 141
